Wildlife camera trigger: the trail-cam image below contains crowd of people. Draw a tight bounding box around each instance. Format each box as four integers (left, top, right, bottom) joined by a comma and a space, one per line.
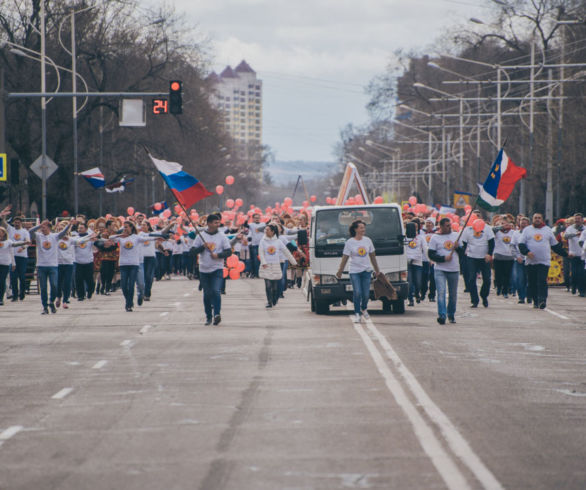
0, 202, 583, 326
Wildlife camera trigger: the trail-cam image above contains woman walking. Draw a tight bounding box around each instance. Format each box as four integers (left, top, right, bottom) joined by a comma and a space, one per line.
335, 220, 381, 323
0, 227, 29, 306
259, 224, 297, 308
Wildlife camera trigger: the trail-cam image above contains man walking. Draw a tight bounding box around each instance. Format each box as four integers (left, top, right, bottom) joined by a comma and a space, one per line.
461, 220, 495, 308
428, 218, 461, 325
563, 213, 585, 297
518, 213, 567, 309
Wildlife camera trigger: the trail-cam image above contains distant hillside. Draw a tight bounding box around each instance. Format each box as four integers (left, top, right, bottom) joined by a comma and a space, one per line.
267, 160, 339, 185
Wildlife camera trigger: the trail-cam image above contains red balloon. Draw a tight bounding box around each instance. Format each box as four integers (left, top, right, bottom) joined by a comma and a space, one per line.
408, 196, 417, 206
472, 219, 486, 232
236, 261, 245, 272
310, 195, 317, 202
225, 175, 235, 186
302, 200, 309, 208
229, 269, 240, 280
127, 206, 135, 216
374, 196, 384, 204
235, 198, 244, 207
153, 203, 162, 211
226, 254, 239, 268
284, 197, 293, 206
216, 185, 224, 195
226, 199, 235, 209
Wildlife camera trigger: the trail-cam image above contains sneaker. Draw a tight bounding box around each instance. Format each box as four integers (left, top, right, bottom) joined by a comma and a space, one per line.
448, 316, 456, 323
125, 306, 133, 312
429, 297, 436, 303
144, 296, 150, 302
518, 298, 525, 304
482, 298, 489, 308
533, 303, 539, 309
437, 316, 446, 325
55, 298, 61, 307
265, 303, 272, 308
41, 308, 49, 315
408, 300, 414, 307
137, 295, 144, 306
62, 303, 69, 309
11, 297, 18, 302
352, 313, 361, 323
416, 297, 420, 304
471, 303, 478, 308
213, 314, 221, 325
49, 303, 56, 314
539, 301, 546, 310
204, 317, 213, 326
362, 310, 370, 320
502, 293, 508, 299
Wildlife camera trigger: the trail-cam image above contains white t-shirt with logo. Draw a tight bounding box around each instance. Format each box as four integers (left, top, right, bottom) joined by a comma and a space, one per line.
420, 230, 434, 262
72, 233, 95, 264
462, 225, 495, 259
193, 230, 232, 273
405, 234, 428, 266
111, 234, 151, 266
494, 229, 515, 257
519, 225, 558, 266
35, 232, 61, 267
564, 224, 585, 257
248, 222, 265, 246
0, 239, 16, 266
342, 236, 375, 273
57, 238, 75, 265
427, 232, 460, 273
7, 225, 30, 258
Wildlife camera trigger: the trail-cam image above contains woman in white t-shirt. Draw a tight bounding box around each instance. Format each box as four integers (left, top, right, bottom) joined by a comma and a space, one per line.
0, 226, 29, 305
335, 220, 381, 323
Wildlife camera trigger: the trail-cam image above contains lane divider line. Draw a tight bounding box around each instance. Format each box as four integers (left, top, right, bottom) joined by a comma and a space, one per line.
352, 321, 472, 490
544, 308, 570, 320
52, 388, 74, 400
0, 426, 23, 441
120, 340, 135, 348
364, 318, 504, 490
160, 312, 169, 317
139, 325, 152, 335
92, 360, 108, 370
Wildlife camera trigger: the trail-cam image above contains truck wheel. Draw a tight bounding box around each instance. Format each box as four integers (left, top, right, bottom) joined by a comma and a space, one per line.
315, 300, 330, 315
392, 299, 405, 314
381, 298, 392, 313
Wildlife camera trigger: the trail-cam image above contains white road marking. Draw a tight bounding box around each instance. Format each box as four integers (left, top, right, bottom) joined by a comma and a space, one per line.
183, 293, 190, 297
174, 302, 182, 307
120, 340, 135, 348
92, 360, 108, 370
139, 325, 152, 335
362, 318, 504, 490
352, 321, 471, 490
0, 425, 23, 441
160, 312, 169, 317
52, 388, 74, 400
544, 308, 570, 320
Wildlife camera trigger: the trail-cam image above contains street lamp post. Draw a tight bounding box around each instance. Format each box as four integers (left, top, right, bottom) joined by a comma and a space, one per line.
40, 0, 48, 220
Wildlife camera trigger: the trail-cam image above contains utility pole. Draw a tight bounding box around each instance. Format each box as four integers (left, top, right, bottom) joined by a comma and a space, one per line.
0, 68, 5, 154
546, 69, 554, 225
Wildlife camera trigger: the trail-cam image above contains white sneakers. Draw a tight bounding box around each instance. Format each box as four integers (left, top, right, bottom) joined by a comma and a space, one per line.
352, 311, 370, 323
353, 313, 361, 323
362, 310, 370, 320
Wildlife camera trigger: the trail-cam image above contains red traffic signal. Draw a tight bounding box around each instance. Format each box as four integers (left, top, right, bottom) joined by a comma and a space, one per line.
169, 80, 182, 114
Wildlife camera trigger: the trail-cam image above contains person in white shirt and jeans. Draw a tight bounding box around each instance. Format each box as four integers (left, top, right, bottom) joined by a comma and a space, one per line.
336, 220, 381, 323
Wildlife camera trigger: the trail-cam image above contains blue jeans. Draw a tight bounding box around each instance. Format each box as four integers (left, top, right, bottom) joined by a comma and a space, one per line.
0, 265, 9, 301
57, 264, 73, 303
434, 269, 459, 320
350, 270, 371, 315
569, 257, 585, 294
200, 269, 223, 319
37, 266, 58, 308
512, 261, 527, 300
408, 263, 422, 301
120, 265, 138, 308
279, 261, 288, 295
250, 245, 260, 277
137, 262, 145, 298
143, 257, 156, 297
10, 256, 28, 299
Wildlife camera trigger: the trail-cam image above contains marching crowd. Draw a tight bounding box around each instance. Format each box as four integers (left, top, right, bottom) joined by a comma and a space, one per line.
0, 202, 583, 326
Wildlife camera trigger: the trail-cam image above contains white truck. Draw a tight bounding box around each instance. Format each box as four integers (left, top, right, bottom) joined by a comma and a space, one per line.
305, 203, 416, 314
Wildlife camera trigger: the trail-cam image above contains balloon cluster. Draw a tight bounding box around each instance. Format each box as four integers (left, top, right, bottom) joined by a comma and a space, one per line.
223, 253, 246, 280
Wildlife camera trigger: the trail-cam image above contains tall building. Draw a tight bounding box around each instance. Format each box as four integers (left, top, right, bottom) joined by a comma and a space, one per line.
207, 60, 263, 154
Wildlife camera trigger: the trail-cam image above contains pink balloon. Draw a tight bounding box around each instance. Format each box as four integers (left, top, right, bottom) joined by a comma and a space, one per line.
216, 185, 224, 195
236, 261, 245, 272
374, 196, 384, 204
472, 219, 486, 232
408, 196, 417, 206
284, 197, 293, 206
229, 269, 240, 280
153, 203, 162, 211
302, 200, 309, 208
162, 209, 171, 218
225, 175, 235, 186
226, 199, 235, 209
235, 198, 243, 207
310, 195, 317, 202
126, 207, 135, 216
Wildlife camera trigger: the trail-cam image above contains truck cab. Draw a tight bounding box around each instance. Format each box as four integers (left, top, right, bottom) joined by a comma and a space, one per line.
305, 204, 414, 314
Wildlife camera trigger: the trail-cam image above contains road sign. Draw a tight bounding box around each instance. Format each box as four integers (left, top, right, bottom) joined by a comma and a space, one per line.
30, 155, 58, 179
0, 154, 6, 181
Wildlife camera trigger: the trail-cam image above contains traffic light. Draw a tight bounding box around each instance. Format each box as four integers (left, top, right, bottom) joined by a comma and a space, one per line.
169, 80, 182, 115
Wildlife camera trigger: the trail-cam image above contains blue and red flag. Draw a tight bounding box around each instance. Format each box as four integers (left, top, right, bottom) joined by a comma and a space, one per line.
477, 149, 527, 212
150, 155, 213, 209
80, 167, 105, 189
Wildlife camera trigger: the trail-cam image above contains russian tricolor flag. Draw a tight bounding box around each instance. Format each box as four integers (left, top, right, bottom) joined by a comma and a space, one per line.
150, 155, 213, 209
80, 167, 105, 189
477, 149, 527, 212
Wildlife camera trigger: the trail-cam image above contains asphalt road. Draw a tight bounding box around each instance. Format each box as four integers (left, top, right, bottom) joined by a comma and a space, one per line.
0, 275, 585, 490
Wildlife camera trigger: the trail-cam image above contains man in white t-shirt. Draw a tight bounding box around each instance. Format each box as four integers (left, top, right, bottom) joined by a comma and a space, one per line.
248, 213, 265, 278
518, 213, 567, 309
427, 218, 461, 325
192, 213, 233, 326
563, 213, 584, 297
461, 220, 495, 308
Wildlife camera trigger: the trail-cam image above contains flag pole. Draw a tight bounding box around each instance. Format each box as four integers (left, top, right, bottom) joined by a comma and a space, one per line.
143, 146, 208, 245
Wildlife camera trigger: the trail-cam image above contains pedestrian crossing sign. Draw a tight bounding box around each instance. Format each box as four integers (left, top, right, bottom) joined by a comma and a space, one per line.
0, 154, 7, 182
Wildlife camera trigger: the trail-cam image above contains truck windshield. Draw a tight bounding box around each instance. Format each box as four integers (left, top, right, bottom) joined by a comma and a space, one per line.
314, 207, 404, 257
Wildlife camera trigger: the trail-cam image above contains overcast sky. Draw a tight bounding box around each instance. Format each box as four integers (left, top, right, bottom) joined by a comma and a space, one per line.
162, 0, 492, 162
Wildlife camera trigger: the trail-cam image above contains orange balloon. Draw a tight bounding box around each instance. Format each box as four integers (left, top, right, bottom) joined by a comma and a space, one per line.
472, 219, 486, 232
126, 206, 135, 216
153, 202, 162, 211
374, 196, 384, 204
216, 185, 224, 195
235, 198, 243, 207
225, 175, 235, 185
236, 261, 245, 272
310, 195, 317, 202
229, 269, 240, 280
226, 254, 239, 268
226, 199, 235, 209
